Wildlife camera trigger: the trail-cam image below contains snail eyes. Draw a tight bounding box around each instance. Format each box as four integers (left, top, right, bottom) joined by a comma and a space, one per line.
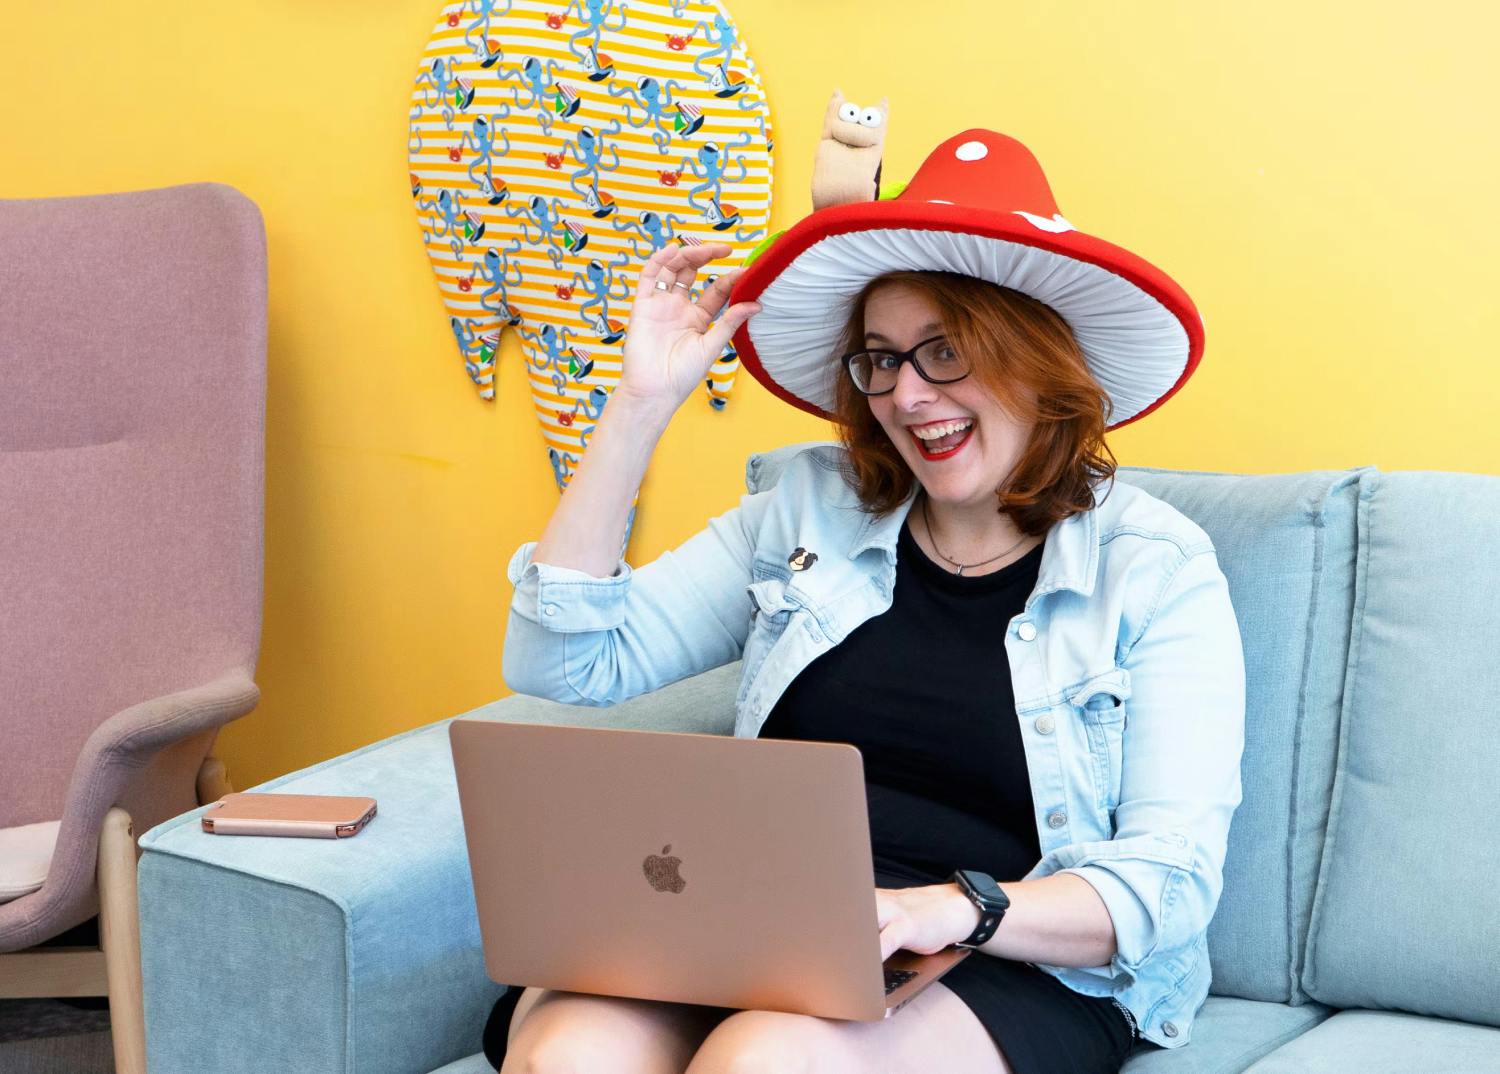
838, 102, 860, 123
858, 108, 884, 128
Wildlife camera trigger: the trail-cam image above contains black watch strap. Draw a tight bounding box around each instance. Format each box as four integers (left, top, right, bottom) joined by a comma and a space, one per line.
950, 869, 1009, 948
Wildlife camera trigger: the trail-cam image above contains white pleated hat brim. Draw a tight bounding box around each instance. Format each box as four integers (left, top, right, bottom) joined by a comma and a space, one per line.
744, 226, 1190, 427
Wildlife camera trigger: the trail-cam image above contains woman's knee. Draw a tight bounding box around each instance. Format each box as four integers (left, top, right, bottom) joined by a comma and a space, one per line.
502, 988, 726, 1074
684, 1010, 824, 1074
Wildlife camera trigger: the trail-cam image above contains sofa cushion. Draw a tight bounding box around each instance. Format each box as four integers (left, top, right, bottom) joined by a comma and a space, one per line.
1301, 472, 1500, 1027
427, 997, 1335, 1074
0, 819, 58, 902
426, 1056, 495, 1074
139, 722, 506, 1074
1242, 1009, 1500, 1073
1121, 996, 1331, 1074
1115, 465, 1369, 1005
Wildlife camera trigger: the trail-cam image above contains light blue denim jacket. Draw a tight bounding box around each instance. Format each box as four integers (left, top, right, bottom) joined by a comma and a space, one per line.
504, 444, 1246, 1050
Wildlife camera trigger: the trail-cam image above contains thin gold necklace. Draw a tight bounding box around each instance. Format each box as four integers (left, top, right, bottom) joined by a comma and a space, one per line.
920, 495, 1029, 576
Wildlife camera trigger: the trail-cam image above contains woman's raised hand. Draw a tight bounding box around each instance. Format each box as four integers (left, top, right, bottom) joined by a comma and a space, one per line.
616, 242, 761, 419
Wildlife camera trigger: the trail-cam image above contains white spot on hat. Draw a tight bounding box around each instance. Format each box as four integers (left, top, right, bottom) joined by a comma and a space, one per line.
1014, 210, 1075, 234
927, 199, 954, 204
955, 140, 988, 161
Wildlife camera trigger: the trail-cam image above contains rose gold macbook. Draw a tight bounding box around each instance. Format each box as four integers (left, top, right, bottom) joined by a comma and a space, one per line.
448, 719, 972, 1021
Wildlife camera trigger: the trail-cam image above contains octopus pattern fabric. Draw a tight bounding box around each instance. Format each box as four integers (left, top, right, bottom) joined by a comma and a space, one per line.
409, 0, 774, 511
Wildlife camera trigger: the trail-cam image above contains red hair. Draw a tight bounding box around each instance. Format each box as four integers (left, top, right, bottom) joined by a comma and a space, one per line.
831, 270, 1117, 535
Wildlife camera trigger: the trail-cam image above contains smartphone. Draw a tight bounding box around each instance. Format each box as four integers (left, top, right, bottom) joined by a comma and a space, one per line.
200, 792, 378, 838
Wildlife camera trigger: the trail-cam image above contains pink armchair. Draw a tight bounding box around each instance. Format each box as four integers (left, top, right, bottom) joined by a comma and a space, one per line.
0, 183, 266, 1072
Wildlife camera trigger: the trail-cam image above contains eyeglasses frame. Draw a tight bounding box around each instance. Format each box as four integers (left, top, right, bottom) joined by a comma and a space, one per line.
841, 334, 972, 396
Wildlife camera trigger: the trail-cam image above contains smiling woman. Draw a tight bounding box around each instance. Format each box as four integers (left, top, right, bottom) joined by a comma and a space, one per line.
498, 128, 1243, 1074
832, 270, 1117, 537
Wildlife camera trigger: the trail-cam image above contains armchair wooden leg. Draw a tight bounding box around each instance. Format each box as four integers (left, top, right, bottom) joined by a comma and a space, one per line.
197, 753, 233, 804
99, 806, 147, 1074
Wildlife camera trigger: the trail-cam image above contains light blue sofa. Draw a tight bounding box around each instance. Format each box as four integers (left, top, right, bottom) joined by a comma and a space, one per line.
137, 444, 1500, 1073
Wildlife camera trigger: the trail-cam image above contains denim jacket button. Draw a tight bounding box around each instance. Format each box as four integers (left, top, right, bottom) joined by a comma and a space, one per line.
1035, 714, 1055, 735
1046, 810, 1067, 829
1162, 1021, 1179, 1038
543, 605, 558, 617
1017, 621, 1037, 641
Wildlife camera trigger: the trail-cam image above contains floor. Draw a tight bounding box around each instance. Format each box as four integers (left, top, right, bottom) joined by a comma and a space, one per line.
1, 918, 116, 1073
0, 997, 114, 1073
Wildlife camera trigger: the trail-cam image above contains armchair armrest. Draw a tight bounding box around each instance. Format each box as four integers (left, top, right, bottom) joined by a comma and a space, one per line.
137, 662, 740, 1074
1, 669, 259, 953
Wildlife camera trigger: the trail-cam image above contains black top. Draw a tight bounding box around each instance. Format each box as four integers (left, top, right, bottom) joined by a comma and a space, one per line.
758, 516, 1045, 884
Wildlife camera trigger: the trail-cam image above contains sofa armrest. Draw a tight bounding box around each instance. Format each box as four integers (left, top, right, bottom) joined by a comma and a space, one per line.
138, 662, 741, 1074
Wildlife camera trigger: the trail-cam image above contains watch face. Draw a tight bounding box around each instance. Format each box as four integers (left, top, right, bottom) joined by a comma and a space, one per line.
958, 870, 1008, 908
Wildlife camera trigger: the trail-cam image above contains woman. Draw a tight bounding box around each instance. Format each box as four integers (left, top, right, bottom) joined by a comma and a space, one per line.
489, 129, 1246, 1074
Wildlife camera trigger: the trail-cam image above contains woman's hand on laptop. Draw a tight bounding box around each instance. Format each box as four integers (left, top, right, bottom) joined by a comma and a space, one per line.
875, 884, 982, 961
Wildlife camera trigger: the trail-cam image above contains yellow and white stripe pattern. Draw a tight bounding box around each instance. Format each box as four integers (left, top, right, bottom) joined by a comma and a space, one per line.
409, 0, 773, 494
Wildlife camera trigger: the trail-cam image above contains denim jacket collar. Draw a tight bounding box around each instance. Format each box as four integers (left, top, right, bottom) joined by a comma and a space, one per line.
846, 474, 1111, 604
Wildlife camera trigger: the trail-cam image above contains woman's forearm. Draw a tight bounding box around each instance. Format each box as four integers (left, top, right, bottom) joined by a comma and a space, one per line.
530, 390, 675, 578
945, 873, 1118, 968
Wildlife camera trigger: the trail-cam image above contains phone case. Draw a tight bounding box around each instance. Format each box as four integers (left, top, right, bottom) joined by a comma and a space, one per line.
201, 792, 378, 838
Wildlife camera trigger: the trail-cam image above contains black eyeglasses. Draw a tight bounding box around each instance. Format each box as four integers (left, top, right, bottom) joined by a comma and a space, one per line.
842, 335, 972, 396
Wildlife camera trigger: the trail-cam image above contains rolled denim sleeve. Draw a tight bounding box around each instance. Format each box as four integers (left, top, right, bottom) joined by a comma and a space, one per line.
502, 488, 774, 706
1027, 547, 1247, 986
507, 542, 634, 632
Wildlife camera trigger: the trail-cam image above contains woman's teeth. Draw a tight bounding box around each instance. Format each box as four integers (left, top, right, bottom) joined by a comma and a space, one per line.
911, 419, 974, 458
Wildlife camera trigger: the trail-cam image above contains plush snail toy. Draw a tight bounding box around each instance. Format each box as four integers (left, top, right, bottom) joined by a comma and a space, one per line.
810, 90, 890, 211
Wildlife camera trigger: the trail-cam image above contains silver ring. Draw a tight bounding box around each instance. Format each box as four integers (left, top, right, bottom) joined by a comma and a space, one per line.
654, 279, 670, 291
673, 282, 692, 290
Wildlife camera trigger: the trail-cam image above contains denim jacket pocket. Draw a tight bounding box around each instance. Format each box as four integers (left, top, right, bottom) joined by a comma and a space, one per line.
746, 576, 801, 631
742, 576, 806, 689
1067, 668, 1132, 817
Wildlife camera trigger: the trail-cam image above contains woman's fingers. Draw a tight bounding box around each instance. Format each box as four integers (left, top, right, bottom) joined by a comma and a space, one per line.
659, 240, 728, 297
635, 242, 740, 311
696, 265, 744, 318
698, 300, 760, 359
635, 245, 681, 297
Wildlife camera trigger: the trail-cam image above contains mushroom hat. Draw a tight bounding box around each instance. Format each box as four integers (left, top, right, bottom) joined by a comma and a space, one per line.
727, 129, 1204, 431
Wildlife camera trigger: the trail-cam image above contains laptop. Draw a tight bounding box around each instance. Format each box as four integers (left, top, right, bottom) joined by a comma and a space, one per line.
448, 718, 973, 1021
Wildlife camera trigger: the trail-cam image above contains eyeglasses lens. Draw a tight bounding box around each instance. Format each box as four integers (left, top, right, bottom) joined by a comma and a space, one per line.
848, 338, 968, 394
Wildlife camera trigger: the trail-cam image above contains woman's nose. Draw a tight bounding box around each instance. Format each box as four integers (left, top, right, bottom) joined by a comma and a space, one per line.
890, 358, 938, 411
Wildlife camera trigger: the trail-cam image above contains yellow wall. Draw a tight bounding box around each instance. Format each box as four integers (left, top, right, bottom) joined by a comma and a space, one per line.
5, 2, 1496, 787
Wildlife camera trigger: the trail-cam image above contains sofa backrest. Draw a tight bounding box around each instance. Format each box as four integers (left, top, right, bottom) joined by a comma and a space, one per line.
1116, 465, 1367, 1005
1296, 471, 1500, 1028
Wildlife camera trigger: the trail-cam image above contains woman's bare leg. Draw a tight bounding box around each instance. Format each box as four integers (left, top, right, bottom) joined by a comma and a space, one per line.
501, 985, 734, 1074
682, 981, 1013, 1074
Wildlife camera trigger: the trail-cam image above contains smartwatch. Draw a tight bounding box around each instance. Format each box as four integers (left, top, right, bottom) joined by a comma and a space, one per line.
949, 869, 1010, 948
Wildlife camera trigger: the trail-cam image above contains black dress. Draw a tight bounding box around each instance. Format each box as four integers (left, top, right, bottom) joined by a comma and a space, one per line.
755, 519, 1137, 1074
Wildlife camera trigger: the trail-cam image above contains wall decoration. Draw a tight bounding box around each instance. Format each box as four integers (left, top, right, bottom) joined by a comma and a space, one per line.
409, 0, 774, 511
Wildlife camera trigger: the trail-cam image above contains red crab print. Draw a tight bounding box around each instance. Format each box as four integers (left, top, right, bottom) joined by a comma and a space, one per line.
446, 12, 460, 27
545, 12, 565, 28
555, 283, 574, 300
557, 409, 574, 426
543, 151, 563, 170
665, 32, 694, 51
457, 276, 473, 293
659, 169, 681, 187
448, 146, 462, 162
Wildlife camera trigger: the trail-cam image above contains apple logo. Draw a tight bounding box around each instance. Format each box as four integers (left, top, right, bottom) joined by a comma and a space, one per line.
642, 844, 686, 893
